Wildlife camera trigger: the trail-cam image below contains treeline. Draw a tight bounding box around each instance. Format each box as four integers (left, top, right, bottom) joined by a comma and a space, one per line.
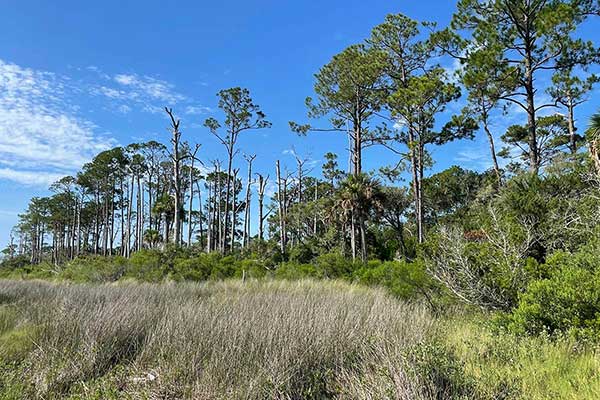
6, 2, 599, 263
3, 1, 600, 335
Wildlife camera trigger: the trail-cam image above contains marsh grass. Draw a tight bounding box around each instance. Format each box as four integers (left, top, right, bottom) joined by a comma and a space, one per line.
0, 279, 441, 399
443, 317, 600, 400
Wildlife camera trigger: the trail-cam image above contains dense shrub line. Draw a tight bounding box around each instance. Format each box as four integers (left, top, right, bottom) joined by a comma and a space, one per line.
0, 249, 439, 303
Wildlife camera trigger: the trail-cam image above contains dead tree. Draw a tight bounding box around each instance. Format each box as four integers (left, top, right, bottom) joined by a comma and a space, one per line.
256, 173, 271, 242
187, 143, 202, 247
276, 161, 292, 254
165, 107, 185, 246
242, 154, 256, 249
230, 168, 240, 253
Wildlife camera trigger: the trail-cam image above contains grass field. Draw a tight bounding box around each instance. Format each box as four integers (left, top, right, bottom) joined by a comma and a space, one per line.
2, 279, 600, 399
0, 279, 444, 399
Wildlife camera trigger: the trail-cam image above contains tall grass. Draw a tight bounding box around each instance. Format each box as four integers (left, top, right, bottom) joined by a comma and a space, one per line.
0, 279, 440, 399
442, 317, 600, 399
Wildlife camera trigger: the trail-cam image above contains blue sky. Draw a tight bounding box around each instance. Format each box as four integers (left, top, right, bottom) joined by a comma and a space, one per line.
0, 0, 598, 247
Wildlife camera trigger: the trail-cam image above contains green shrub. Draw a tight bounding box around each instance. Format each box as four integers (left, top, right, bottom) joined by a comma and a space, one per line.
234, 259, 268, 279
353, 260, 436, 300
275, 262, 324, 280
0, 255, 30, 272
288, 243, 315, 264
209, 255, 238, 280
125, 249, 167, 282
509, 266, 600, 338
171, 256, 213, 281
60, 256, 127, 283
509, 243, 600, 338
313, 253, 357, 279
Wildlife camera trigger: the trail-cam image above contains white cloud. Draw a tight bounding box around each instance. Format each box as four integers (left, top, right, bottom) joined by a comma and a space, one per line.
0, 168, 65, 186
185, 105, 212, 115
113, 73, 185, 104
90, 72, 187, 114
114, 74, 136, 85
0, 59, 115, 186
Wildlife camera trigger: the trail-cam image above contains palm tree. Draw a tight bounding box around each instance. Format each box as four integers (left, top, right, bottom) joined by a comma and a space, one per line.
335, 174, 383, 262
588, 112, 600, 174
143, 229, 162, 249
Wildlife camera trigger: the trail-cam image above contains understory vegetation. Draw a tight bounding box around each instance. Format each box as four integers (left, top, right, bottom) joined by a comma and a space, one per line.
1, 280, 599, 400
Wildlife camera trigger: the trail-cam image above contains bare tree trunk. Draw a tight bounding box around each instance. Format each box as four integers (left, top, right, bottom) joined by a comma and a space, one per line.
230, 168, 239, 253
567, 100, 577, 154
126, 175, 134, 257
257, 174, 268, 242
313, 181, 318, 235
417, 140, 424, 243
187, 144, 201, 247
206, 179, 212, 252
196, 180, 204, 249
223, 151, 233, 253
119, 179, 125, 255
217, 165, 223, 252
102, 186, 109, 256
359, 215, 367, 263
350, 211, 357, 261
409, 127, 423, 244
76, 193, 82, 256
482, 110, 501, 184
276, 161, 286, 254
136, 174, 142, 251
242, 155, 255, 249
148, 173, 153, 232
165, 107, 183, 246
109, 186, 115, 256
524, 45, 539, 173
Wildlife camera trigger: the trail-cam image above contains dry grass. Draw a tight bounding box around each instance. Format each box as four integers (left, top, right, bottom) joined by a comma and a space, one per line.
0, 279, 438, 399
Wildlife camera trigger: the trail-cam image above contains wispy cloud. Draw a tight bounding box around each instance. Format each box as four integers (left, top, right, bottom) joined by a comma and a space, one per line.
185, 105, 212, 115
0, 168, 65, 187
0, 59, 115, 186
113, 73, 185, 104
86, 66, 214, 116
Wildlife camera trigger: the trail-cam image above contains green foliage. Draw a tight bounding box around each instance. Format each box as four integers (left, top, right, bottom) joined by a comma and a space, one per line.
354, 260, 436, 300
274, 262, 324, 280
288, 243, 315, 264
60, 256, 127, 283
509, 240, 600, 338
443, 317, 600, 399
125, 249, 169, 282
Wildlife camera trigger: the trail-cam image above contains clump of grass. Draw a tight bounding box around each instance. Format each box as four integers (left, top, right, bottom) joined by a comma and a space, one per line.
442, 316, 600, 399
0, 279, 441, 399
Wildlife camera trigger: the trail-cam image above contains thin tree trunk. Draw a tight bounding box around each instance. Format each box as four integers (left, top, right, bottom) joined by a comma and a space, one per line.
207, 179, 212, 252
567, 100, 577, 154
230, 168, 239, 253
482, 110, 501, 184
350, 211, 357, 261
257, 174, 267, 242
223, 152, 233, 253
359, 215, 367, 263
276, 161, 286, 254
313, 181, 318, 235
409, 128, 423, 244
188, 163, 195, 247
242, 155, 255, 249
524, 44, 539, 173
165, 107, 183, 246
196, 180, 203, 249
217, 167, 223, 252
